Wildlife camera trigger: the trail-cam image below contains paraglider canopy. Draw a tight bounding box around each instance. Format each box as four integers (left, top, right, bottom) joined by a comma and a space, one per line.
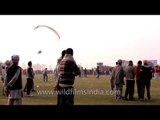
34, 25, 60, 40
38, 50, 42, 54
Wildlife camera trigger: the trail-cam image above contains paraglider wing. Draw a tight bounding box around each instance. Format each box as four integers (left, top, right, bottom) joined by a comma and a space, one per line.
34, 25, 60, 39
38, 50, 42, 54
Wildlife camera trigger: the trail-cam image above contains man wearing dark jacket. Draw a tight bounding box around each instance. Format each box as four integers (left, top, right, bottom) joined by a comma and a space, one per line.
26, 61, 34, 96
135, 60, 144, 100
57, 48, 80, 106
142, 60, 152, 100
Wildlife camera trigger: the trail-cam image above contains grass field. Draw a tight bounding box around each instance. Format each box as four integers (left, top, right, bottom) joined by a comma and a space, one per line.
0, 74, 160, 105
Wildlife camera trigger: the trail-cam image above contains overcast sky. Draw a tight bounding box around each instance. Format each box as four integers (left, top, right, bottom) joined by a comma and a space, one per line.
0, 15, 160, 69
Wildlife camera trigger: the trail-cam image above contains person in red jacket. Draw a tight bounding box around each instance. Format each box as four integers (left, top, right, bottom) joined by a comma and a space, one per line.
153, 65, 159, 80
134, 60, 144, 100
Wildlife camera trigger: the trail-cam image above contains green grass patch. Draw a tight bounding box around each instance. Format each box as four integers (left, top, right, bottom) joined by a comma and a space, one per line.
0, 74, 160, 105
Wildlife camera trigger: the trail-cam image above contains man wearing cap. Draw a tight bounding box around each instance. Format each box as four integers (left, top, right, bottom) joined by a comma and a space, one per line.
4, 55, 23, 105
111, 59, 125, 99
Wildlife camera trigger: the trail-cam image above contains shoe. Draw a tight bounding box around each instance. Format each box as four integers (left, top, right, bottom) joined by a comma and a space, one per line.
129, 97, 135, 100
139, 98, 144, 101
124, 97, 128, 100
32, 90, 36, 92
27, 94, 34, 97
148, 97, 151, 100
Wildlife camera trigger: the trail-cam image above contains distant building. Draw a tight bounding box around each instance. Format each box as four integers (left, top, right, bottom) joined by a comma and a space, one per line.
145, 60, 158, 67
97, 62, 104, 73
97, 62, 103, 66
96, 62, 113, 75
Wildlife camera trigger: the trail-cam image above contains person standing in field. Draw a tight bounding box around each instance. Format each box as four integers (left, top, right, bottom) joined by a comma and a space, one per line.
26, 61, 34, 96
1, 64, 6, 96
54, 49, 66, 88
124, 60, 135, 100
42, 68, 48, 82
5, 60, 12, 72
84, 68, 87, 77
4, 55, 23, 105
153, 65, 159, 80
111, 62, 118, 90
96, 66, 100, 78
54, 50, 66, 105
134, 60, 144, 100
1, 60, 12, 79
1, 60, 12, 96
142, 60, 152, 100
111, 59, 125, 99
57, 48, 81, 106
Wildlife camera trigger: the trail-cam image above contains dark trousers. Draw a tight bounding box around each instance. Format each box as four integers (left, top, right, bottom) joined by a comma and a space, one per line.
43, 74, 48, 82
24, 81, 35, 91
136, 80, 143, 99
57, 86, 74, 106
26, 78, 33, 95
125, 80, 135, 100
142, 80, 151, 100
1, 78, 5, 96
